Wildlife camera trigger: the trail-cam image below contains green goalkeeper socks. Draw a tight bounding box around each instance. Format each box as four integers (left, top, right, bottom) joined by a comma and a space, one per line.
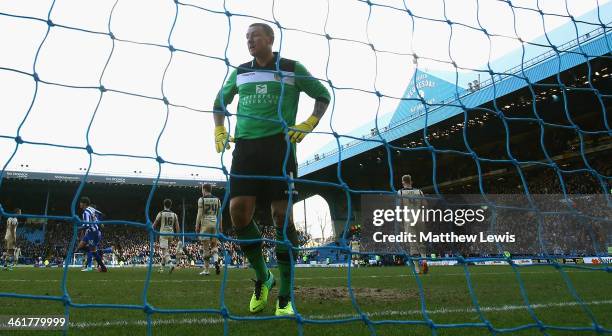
275, 225, 298, 297
236, 220, 269, 282
277, 260, 292, 297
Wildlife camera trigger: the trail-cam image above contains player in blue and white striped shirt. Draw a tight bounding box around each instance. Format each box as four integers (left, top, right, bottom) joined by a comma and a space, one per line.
76, 197, 107, 272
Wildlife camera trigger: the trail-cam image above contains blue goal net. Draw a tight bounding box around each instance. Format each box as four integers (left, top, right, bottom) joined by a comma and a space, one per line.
0, 0, 611, 335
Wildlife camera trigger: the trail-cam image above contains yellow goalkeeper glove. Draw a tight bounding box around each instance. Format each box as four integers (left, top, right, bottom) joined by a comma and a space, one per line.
214, 125, 234, 153
288, 115, 320, 143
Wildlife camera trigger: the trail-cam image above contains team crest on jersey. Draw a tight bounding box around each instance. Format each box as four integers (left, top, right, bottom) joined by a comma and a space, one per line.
256, 84, 267, 94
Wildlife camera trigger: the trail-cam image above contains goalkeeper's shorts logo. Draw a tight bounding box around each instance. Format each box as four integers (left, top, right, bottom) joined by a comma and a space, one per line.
256, 84, 267, 94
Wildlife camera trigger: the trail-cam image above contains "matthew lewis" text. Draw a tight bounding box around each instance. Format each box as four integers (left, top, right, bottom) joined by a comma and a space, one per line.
372, 231, 516, 243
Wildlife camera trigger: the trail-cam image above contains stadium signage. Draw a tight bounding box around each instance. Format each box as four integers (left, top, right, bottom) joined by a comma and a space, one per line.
157, 180, 178, 185
406, 72, 439, 117
104, 177, 126, 184
474, 260, 507, 265
3, 170, 226, 187
473, 259, 532, 265
583, 257, 612, 264
54, 175, 80, 181
533, 259, 551, 264
512, 259, 533, 265
406, 73, 436, 98
6, 171, 29, 178
427, 260, 459, 266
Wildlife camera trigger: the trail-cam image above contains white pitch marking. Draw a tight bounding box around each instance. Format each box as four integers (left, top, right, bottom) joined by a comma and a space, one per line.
0, 269, 596, 283
65, 299, 612, 329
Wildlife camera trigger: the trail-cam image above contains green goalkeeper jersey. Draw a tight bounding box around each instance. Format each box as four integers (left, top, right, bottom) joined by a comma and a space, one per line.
213, 53, 331, 140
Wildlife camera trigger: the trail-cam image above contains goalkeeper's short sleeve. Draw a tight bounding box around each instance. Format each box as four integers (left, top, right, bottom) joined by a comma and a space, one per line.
213, 69, 238, 111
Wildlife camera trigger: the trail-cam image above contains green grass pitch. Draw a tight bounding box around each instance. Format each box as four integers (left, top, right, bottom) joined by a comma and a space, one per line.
1, 265, 610, 335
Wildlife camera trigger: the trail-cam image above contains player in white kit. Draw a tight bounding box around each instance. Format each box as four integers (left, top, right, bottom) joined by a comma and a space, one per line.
153, 199, 180, 274
196, 184, 222, 275
398, 174, 428, 274
350, 238, 360, 268
3, 208, 20, 271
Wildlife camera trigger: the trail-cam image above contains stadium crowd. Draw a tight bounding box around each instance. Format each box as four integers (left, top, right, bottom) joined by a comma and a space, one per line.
1, 218, 312, 267
1, 152, 609, 265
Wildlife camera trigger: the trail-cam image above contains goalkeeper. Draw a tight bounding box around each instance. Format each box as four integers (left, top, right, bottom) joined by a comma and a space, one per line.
212, 22, 330, 316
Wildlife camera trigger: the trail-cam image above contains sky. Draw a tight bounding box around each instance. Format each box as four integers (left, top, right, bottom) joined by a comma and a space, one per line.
293, 195, 332, 240
0, 0, 608, 237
